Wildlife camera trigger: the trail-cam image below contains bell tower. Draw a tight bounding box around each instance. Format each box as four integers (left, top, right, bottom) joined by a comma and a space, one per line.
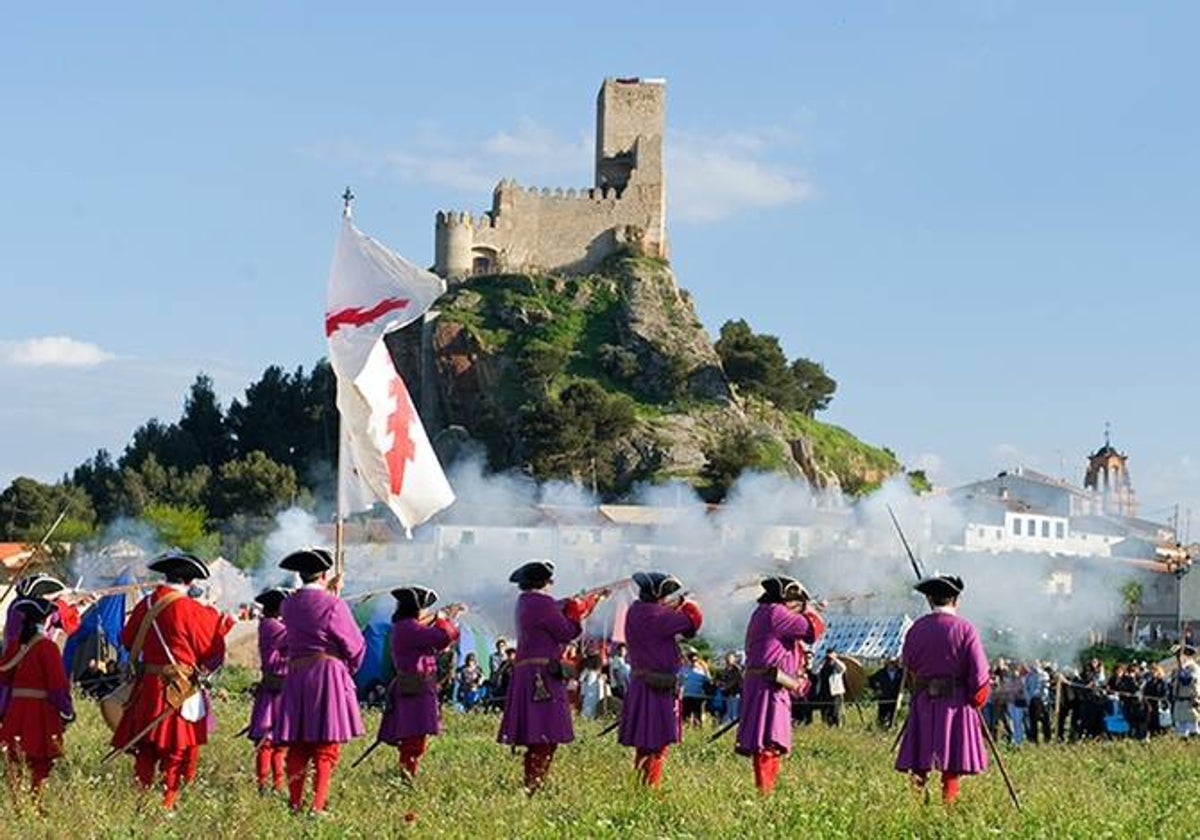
1084, 424, 1138, 517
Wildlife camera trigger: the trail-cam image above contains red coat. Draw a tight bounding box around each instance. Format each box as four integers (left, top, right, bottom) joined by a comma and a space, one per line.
0, 635, 74, 760
111, 585, 227, 752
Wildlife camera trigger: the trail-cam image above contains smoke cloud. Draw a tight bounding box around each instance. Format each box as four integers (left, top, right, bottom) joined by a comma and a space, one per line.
249, 456, 1130, 664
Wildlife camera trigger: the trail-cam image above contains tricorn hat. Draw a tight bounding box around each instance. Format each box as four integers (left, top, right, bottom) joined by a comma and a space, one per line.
15, 573, 67, 600
254, 587, 291, 612
633, 571, 683, 601
391, 585, 439, 613
279, 548, 335, 575
508, 560, 555, 588
1173, 643, 1197, 657
914, 573, 964, 600
759, 575, 809, 604
11, 597, 56, 622
148, 550, 210, 582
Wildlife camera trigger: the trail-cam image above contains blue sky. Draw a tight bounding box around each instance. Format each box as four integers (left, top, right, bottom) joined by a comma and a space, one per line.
2, 2, 1198, 528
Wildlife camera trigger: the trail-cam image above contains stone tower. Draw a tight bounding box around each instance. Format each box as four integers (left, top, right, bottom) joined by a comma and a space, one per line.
434, 78, 668, 281
1084, 427, 1138, 517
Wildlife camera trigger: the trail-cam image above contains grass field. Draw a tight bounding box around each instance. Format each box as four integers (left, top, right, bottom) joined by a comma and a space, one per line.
8, 692, 1200, 839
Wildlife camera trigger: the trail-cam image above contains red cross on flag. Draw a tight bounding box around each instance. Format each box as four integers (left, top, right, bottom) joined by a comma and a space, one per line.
326, 214, 454, 530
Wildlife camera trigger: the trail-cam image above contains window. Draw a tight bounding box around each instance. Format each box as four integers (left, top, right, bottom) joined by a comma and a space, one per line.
459, 530, 475, 546
1041, 521, 1050, 538
996, 529, 1003, 540
1026, 519, 1037, 536
789, 530, 802, 549
1055, 522, 1065, 539
516, 531, 529, 546
590, 529, 602, 545
1012, 519, 1022, 535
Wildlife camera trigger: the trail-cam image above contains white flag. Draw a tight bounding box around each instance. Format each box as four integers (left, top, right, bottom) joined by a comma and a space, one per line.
336, 340, 455, 530
325, 216, 446, 376
325, 214, 454, 530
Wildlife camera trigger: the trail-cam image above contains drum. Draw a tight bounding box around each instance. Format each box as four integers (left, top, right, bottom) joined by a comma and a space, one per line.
99, 680, 133, 731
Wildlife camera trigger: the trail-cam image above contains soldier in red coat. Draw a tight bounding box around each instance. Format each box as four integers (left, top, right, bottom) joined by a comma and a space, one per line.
110, 551, 228, 809
0, 597, 75, 802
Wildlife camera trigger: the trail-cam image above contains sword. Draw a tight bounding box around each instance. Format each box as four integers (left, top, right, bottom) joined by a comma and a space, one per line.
233, 724, 251, 739
350, 738, 385, 770
707, 717, 739, 744
100, 707, 175, 764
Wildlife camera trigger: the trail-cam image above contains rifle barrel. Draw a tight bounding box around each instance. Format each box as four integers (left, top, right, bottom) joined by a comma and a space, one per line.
886, 504, 925, 581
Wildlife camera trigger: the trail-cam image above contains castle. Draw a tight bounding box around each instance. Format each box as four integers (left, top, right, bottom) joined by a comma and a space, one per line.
434, 78, 667, 281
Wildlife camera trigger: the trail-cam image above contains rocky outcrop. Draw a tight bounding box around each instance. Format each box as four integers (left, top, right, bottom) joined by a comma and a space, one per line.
389, 253, 899, 496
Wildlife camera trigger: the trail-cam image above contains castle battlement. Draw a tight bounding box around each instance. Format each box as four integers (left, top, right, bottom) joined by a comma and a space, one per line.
434, 78, 667, 280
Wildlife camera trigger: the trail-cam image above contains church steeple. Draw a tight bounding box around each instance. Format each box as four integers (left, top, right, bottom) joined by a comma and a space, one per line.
1084, 424, 1137, 517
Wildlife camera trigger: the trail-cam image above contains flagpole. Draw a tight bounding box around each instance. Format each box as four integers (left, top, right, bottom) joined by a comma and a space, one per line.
333, 186, 355, 581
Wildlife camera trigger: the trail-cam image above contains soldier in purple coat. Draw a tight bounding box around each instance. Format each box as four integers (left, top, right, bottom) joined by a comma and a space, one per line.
376, 585, 461, 779
248, 587, 289, 794
895, 573, 990, 804
618, 571, 703, 786
735, 576, 826, 795
274, 548, 365, 814
497, 560, 604, 794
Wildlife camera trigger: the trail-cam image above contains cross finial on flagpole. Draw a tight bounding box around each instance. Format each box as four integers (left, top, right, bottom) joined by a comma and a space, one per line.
1104, 420, 1111, 448
342, 186, 355, 218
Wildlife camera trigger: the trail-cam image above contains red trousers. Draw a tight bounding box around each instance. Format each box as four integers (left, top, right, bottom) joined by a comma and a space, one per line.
523, 744, 557, 794
255, 741, 287, 791
634, 747, 667, 787
913, 770, 961, 803
133, 744, 194, 808
398, 735, 428, 778
285, 742, 341, 812
752, 749, 782, 795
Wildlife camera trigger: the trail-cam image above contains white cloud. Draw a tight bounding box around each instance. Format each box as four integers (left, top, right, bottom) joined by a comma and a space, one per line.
671, 134, 813, 222
0, 336, 114, 368
376, 119, 811, 224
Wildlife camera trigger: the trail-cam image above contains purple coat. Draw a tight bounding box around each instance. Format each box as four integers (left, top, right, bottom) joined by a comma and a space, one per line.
275, 587, 365, 744
378, 617, 457, 744
497, 590, 581, 746
248, 617, 287, 741
735, 603, 819, 755
895, 611, 990, 775
618, 601, 698, 751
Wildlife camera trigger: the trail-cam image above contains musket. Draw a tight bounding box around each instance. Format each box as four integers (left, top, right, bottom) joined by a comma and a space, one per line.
975, 707, 1022, 810
350, 738, 385, 770
233, 723, 251, 739
707, 717, 739, 744
575, 577, 632, 601
62, 582, 151, 602
595, 719, 621, 739
101, 707, 175, 764
0, 505, 71, 606
343, 587, 392, 604
886, 504, 925, 581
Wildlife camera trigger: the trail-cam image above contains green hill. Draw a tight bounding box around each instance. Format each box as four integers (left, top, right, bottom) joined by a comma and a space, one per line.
390, 252, 905, 499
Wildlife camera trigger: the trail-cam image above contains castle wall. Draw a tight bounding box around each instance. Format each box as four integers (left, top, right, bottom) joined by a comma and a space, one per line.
433, 78, 667, 280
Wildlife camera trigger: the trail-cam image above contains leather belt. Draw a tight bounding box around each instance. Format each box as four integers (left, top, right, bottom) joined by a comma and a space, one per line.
289, 653, 340, 669
914, 676, 961, 698
11, 688, 48, 700
141, 663, 195, 676
515, 658, 551, 667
